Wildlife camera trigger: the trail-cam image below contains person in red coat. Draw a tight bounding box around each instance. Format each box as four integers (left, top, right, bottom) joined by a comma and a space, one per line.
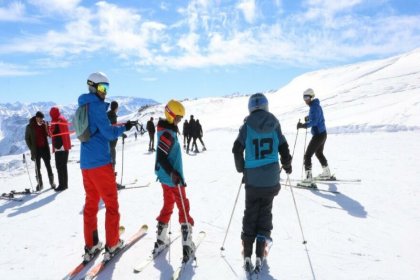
49, 107, 72, 191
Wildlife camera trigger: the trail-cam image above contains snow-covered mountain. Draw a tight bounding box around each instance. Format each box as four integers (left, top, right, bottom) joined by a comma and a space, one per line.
0, 97, 158, 157
0, 48, 419, 280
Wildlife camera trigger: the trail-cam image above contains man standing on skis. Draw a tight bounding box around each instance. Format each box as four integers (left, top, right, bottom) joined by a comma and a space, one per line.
146, 117, 156, 152
232, 93, 292, 273
297, 88, 331, 187
153, 100, 195, 262
25, 111, 56, 191
78, 72, 136, 263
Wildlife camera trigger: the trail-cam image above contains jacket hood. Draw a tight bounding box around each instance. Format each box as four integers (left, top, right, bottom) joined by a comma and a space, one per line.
246, 110, 279, 133
49, 107, 60, 121
311, 98, 320, 106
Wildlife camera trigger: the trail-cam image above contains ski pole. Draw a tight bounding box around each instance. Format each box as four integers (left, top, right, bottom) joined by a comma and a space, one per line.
301, 125, 308, 180
286, 174, 307, 244
23, 154, 34, 192
220, 178, 243, 253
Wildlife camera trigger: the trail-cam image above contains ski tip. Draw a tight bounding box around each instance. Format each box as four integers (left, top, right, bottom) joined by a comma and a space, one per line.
141, 224, 149, 231
119, 225, 126, 234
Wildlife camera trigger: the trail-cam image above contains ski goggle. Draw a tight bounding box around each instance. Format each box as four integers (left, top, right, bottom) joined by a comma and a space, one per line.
97, 83, 109, 94
303, 95, 312, 101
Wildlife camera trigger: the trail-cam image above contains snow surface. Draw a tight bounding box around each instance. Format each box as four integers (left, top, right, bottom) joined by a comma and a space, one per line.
0, 49, 420, 279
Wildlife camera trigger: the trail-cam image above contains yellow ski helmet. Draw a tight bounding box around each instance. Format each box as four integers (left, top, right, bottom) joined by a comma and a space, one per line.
165, 100, 185, 123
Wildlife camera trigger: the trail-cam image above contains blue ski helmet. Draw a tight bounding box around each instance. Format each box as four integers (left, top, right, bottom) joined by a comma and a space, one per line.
248, 93, 268, 113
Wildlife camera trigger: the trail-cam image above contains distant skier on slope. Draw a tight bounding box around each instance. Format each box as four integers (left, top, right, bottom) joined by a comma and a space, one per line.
146, 117, 156, 152
78, 72, 136, 263
232, 93, 292, 274
107, 100, 125, 190
297, 88, 332, 186
153, 100, 195, 262
195, 119, 207, 151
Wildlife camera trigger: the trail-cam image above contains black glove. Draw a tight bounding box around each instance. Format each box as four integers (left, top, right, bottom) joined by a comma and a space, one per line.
283, 161, 292, 174
170, 170, 182, 185
297, 122, 307, 129
125, 121, 135, 131
121, 133, 127, 139
304, 116, 309, 122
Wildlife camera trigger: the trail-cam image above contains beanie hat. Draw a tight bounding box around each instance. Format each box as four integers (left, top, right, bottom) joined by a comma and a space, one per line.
35, 111, 44, 118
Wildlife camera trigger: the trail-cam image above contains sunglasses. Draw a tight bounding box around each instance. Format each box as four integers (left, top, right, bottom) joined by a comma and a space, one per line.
97, 83, 109, 94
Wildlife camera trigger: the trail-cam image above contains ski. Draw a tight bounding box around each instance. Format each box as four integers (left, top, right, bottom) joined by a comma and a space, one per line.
62, 226, 125, 280
290, 184, 341, 194
313, 177, 361, 183
10, 189, 32, 195
133, 234, 181, 273
119, 182, 151, 191
62, 247, 103, 280
172, 231, 206, 280
1, 193, 23, 201
82, 224, 148, 280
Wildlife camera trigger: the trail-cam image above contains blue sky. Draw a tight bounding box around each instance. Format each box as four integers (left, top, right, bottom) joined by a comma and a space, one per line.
0, 0, 419, 105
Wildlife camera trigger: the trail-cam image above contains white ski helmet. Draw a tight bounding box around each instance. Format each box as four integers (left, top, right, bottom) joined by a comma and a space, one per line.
303, 88, 315, 99
248, 93, 268, 113
87, 72, 109, 86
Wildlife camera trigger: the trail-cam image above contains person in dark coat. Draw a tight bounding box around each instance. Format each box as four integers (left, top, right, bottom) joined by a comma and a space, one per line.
232, 93, 292, 273
182, 120, 189, 149
195, 119, 206, 151
187, 115, 199, 153
146, 117, 156, 151
49, 107, 71, 191
25, 111, 56, 191
107, 101, 119, 170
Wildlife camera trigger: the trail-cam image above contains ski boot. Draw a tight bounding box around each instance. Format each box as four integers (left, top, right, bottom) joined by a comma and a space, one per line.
181, 223, 195, 263
254, 235, 267, 274
318, 166, 331, 179
83, 241, 103, 263
202, 146, 207, 151
299, 170, 317, 188
243, 257, 254, 274
49, 175, 56, 189
152, 222, 169, 256
103, 239, 124, 262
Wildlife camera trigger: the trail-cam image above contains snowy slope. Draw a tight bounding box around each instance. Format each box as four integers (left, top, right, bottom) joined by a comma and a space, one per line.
0, 49, 420, 280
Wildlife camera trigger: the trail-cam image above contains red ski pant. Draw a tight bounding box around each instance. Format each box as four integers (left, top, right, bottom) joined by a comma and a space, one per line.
82, 164, 120, 248
156, 184, 194, 225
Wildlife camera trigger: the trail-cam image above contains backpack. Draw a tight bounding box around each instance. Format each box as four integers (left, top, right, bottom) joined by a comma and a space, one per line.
73, 104, 90, 142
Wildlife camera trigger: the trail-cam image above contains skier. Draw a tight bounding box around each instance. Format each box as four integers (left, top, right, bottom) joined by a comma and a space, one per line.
297, 88, 331, 186
153, 100, 195, 262
232, 93, 292, 273
25, 111, 56, 191
195, 119, 207, 151
107, 100, 124, 190
186, 115, 197, 153
49, 107, 71, 191
182, 119, 189, 149
146, 117, 156, 152
79, 72, 136, 263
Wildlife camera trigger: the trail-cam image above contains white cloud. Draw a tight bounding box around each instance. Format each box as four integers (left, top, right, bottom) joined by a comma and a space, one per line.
0, 62, 37, 76
0, 1, 419, 72
28, 0, 81, 13
237, 0, 257, 24
0, 2, 26, 21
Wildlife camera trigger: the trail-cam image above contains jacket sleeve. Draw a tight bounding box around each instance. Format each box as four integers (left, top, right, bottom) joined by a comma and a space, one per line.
156, 131, 175, 174
93, 105, 126, 141
277, 126, 292, 165
25, 125, 31, 148
305, 104, 320, 128
232, 124, 246, 172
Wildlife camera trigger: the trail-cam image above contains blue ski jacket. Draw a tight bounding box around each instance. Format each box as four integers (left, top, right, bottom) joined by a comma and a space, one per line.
306, 98, 326, 135
78, 93, 126, 169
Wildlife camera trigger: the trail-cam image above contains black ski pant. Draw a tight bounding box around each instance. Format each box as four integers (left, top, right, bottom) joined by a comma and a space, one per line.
148, 132, 155, 150
35, 146, 53, 186
241, 185, 280, 244
197, 136, 205, 148
304, 132, 328, 171
55, 150, 69, 188
191, 137, 199, 151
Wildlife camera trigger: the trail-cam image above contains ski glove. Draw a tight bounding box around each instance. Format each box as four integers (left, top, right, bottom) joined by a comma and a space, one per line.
125, 121, 136, 131
170, 170, 182, 186
297, 122, 307, 129
283, 162, 292, 174
121, 133, 127, 139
